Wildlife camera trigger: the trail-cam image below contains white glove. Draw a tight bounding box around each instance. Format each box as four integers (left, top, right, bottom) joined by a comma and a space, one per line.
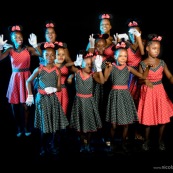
44, 87, 57, 94
117, 33, 129, 41
128, 28, 141, 37
112, 33, 118, 45
95, 55, 102, 72
26, 95, 34, 106
74, 54, 83, 66
89, 34, 95, 48
28, 33, 38, 48
3, 43, 13, 50
0, 34, 8, 50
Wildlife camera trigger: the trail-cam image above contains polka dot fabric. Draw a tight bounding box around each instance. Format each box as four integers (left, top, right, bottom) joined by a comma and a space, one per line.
6, 48, 31, 104
138, 60, 173, 125
34, 65, 69, 133
105, 64, 138, 125
69, 70, 102, 133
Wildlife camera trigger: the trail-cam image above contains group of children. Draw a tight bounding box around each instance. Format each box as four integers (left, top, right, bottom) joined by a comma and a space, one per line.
0, 14, 173, 156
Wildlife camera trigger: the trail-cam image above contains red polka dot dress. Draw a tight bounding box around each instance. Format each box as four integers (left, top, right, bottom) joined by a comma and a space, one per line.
34, 65, 69, 133
6, 48, 31, 104
56, 64, 69, 116
138, 60, 173, 125
69, 70, 102, 133
127, 47, 142, 101
105, 63, 138, 125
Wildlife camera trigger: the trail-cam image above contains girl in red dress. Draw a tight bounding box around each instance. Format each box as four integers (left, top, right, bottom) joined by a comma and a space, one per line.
138, 34, 173, 151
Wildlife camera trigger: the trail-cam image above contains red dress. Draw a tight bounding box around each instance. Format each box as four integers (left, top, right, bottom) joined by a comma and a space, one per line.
6, 48, 31, 104
56, 64, 69, 115
138, 60, 173, 125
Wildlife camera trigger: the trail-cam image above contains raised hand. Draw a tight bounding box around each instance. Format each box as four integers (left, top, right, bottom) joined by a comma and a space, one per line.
74, 54, 83, 66
128, 28, 141, 37
95, 55, 102, 72
117, 33, 129, 41
112, 33, 118, 45
28, 33, 38, 48
0, 34, 8, 50
89, 34, 95, 48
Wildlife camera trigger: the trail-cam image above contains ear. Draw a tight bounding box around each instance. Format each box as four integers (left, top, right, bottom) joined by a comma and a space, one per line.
146, 46, 149, 52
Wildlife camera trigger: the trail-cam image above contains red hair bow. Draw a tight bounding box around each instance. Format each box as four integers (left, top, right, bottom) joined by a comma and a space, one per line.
116, 42, 126, 49
152, 36, 162, 41
57, 42, 63, 46
46, 23, 54, 28
11, 25, 21, 31
44, 42, 55, 48
128, 21, 138, 27
101, 14, 110, 19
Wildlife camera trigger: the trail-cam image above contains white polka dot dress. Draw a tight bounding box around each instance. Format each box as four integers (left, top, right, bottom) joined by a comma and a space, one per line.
138, 60, 173, 125
69, 70, 102, 133
105, 63, 138, 125
34, 65, 69, 133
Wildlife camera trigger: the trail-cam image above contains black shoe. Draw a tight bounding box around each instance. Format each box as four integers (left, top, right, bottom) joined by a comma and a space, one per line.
159, 141, 166, 151
142, 141, 150, 151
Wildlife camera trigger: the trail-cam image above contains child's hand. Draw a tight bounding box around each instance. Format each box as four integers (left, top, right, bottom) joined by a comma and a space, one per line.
105, 61, 112, 67
0, 34, 8, 50
28, 33, 38, 48
128, 28, 141, 37
89, 34, 95, 48
112, 33, 118, 45
145, 79, 153, 88
74, 54, 83, 66
95, 55, 102, 72
26, 95, 34, 106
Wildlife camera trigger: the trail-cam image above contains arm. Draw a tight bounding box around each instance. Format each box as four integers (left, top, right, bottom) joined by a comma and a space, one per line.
104, 62, 112, 82
66, 73, 75, 84
26, 67, 39, 95
138, 64, 153, 88
25, 67, 39, 106
93, 71, 105, 84
0, 48, 11, 61
57, 68, 62, 92
163, 63, 173, 84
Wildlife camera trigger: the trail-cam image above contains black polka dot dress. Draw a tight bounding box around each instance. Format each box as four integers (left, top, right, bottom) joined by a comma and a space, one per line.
34, 65, 69, 133
69, 70, 102, 133
105, 63, 138, 125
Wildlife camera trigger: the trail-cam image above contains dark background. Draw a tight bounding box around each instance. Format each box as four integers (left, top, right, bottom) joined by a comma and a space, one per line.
0, 3, 173, 170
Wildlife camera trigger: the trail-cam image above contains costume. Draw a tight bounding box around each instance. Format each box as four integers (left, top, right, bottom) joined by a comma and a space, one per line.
138, 60, 173, 125
127, 46, 142, 102
69, 70, 102, 133
105, 63, 138, 124
6, 47, 31, 104
34, 65, 69, 133
56, 63, 69, 116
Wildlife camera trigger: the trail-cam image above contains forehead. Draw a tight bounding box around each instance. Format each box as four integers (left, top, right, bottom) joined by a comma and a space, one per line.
100, 19, 110, 25
11, 31, 22, 38
43, 48, 55, 54
96, 39, 106, 45
45, 27, 55, 33
57, 48, 65, 53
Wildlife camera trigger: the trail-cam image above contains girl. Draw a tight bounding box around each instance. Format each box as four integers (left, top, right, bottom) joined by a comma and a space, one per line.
65, 51, 104, 153
137, 34, 173, 151
86, 13, 116, 59
0, 25, 42, 137
54, 42, 74, 118
26, 42, 69, 156
104, 41, 152, 152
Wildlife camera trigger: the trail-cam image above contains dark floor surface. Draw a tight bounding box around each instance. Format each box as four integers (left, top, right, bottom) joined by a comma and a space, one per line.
1, 102, 173, 172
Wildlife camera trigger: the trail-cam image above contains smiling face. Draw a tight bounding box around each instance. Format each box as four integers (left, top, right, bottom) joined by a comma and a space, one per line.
55, 48, 65, 64
100, 18, 112, 34
114, 49, 128, 65
45, 27, 57, 43
11, 31, 23, 47
95, 38, 106, 55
